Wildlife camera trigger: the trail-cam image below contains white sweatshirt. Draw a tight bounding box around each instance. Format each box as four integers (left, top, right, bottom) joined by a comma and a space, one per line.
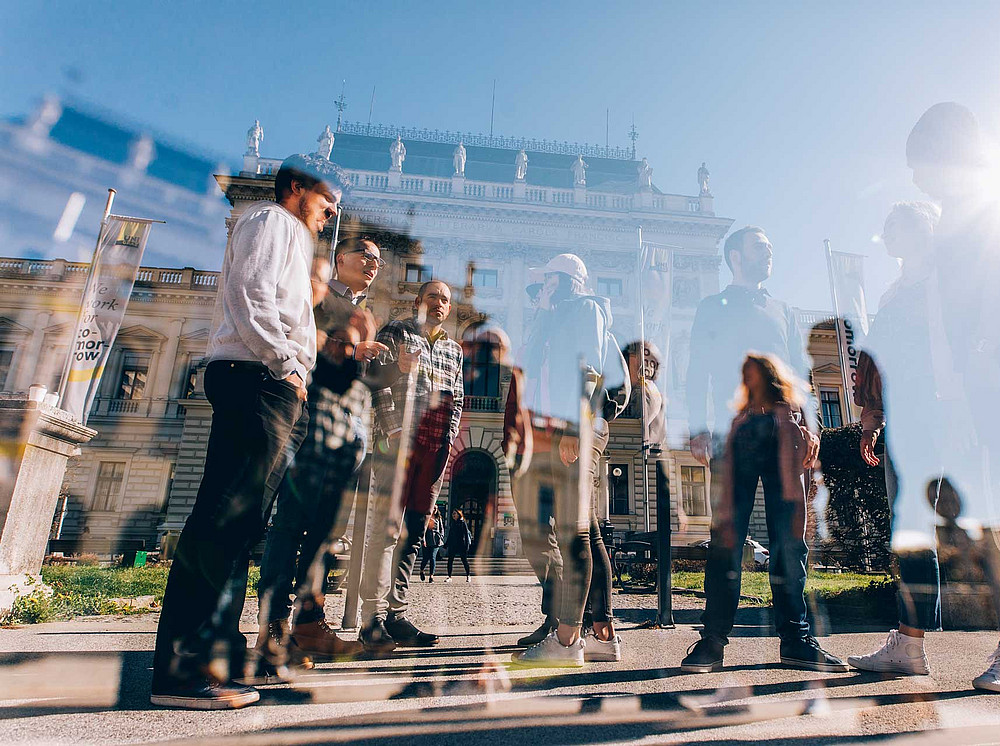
206, 201, 316, 381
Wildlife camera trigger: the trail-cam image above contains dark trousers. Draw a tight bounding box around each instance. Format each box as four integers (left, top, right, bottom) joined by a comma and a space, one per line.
512, 471, 564, 626
701, 439, 809, 645
388, 508, 431, 619
257, 407, 363, 627
447, 547, 470, 577
152, 361, 306, 689
582, 515, 614, 626
420, 546, 440, 576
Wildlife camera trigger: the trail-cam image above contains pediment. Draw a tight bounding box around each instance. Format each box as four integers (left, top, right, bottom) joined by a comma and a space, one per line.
116, 324, 167, 342
813, 362, 842, 375
0, 316, 34, 338
180, 327, 211, 341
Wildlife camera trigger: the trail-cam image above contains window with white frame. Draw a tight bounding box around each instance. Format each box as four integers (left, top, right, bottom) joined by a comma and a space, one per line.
116, 350, 149, 400
471, 268, 498, 288
92, 461, 126, 511
681, 464, 708, 517
820, 388, 843, 428
405, 263, 433, 283
597, 277, 623, 298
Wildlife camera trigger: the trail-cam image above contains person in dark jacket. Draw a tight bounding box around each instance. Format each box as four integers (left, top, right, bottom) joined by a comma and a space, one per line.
419, 505, 444, 582
445, 509, 473, 582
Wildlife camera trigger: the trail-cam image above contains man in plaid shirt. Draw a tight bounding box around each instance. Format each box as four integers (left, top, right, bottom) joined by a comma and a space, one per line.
360, 280, 464, 651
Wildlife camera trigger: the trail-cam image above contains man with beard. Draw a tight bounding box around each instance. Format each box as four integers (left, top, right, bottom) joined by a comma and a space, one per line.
680, 226, 843, 674
151, 154, 346, 709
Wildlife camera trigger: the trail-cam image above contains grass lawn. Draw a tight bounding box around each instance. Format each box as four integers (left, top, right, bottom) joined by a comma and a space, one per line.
669, 569, 896, 607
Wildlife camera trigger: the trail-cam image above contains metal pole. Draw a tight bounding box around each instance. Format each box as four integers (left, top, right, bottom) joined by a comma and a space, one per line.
636, 226, 650, 533
656, 459, 675, 627
327, 209, 343, 269
57, 188, 115, 407
341, 468, 370, 630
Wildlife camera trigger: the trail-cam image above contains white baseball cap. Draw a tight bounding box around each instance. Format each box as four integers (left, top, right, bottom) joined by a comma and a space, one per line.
530, 253, 589, 287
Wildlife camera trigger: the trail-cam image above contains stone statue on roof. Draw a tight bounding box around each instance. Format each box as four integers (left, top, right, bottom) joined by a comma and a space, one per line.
453, 141, 467, 176
245, 119, 263, 157
316, 125, 335, 160
698, 161, 711, 195
571, 154, 587, 187
389, 135, 406, 172
637, 157, 653, 189
515, 149, 528, 181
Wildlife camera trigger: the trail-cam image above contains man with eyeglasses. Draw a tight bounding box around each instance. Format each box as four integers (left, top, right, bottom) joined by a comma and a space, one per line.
253, 237, 390, 677
151, 154, 347, 710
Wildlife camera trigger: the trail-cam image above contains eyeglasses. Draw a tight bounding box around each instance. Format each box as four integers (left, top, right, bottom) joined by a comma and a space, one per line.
350, 249, 386, 269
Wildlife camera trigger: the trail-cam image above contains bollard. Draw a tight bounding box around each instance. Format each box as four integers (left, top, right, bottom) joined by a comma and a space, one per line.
655, 457, 675, 628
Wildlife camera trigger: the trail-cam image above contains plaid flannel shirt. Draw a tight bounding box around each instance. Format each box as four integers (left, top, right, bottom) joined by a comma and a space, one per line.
372, 316, 464, 446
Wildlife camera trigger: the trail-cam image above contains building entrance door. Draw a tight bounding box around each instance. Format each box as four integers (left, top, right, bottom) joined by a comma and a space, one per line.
448, 450, 496, 553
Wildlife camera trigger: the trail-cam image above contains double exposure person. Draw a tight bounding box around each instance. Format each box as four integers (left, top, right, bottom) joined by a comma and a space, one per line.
512, 253, 628, 667
681, 226, 845, 674
359, 280, 464, 652
150, 154, 346, 710
253, 238, 388, 678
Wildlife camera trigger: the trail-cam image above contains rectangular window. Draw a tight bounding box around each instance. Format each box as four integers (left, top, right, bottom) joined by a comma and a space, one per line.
597, 277, 623, 298
92, 461, 126, 511
681, 465, 708, 517
820, 389, 843, 428
117, 351, 149, 400
183, 364, 199, 399
405, 263, 433, 283
0, 348, 14, 389
472, 268, 498, 288
609, 463, 630, 515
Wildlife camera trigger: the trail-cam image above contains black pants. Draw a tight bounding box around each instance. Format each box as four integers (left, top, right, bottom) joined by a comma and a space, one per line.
152, 361, 306, 689
420, 546, 440, 576
447, 547, 470, 577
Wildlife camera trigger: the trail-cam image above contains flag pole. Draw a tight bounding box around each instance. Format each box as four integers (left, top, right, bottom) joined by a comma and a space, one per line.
56, 188, 116, 407
636, 225, 650, 533
824, 239, 856, 424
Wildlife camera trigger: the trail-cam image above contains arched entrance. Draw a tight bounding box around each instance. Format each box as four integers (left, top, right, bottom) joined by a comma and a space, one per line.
448, 449, 497, 551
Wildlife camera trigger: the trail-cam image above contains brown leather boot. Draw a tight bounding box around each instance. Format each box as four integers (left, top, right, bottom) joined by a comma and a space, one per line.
246, 620, 312, 684
292, 618, 364, 660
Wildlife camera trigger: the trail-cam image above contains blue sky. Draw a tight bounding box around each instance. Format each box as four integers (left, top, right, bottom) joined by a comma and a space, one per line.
4, 0, 1000, 309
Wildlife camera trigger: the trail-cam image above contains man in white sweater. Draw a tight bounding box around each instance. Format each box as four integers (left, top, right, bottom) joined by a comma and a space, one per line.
151, 154, 348, 710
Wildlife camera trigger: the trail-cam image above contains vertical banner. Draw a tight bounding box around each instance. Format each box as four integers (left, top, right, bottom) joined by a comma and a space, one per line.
825, 243, 869, 423
61, 217, 154, 423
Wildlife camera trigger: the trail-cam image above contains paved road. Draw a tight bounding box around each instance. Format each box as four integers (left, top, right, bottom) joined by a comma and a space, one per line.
1, 575, 998, 745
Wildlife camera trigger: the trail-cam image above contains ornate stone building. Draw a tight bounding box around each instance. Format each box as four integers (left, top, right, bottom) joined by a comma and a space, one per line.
0, 111, 857, 556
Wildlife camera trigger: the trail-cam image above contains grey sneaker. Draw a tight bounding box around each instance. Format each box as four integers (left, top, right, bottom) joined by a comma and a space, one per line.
848, 630, 930, 675
583, 631, 622, 662
973, 644, 1000, 693
511, 630, 584, 667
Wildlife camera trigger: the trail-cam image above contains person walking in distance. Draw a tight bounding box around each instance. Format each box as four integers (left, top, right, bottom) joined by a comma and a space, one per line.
445, 509, 473, 582
420, 505, 445, 582
359, 280, 464, 652
253, 237, 388, 677
150, 154, 345, 710
681, 225, 844, 674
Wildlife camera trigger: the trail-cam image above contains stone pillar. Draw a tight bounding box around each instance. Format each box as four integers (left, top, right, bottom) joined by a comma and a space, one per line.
513, 180, 526, 200
451, 174, 465, 196
699, 194, 714, 215
150, 318, 184, 409
573, 185, 586, 205
387, 169, 401, 189
0, 395, 96, 615
12, 311, 52, 392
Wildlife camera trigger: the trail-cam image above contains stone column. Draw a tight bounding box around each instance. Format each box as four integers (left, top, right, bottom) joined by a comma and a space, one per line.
573, 185, 586, 205
150, 318, 184, 415
12, 311, 52, 392
0, 395, 96, 615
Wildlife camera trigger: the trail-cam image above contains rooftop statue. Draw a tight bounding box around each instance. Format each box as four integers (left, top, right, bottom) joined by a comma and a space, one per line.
571, 154, 588, 186
637, 157, 653, 189
698, 161, 711, 195
245, 119, 263, 157
316, 125, 334, 160
453, 141, 467, 176
389, 135, 406, 171
515, 149, 528, 181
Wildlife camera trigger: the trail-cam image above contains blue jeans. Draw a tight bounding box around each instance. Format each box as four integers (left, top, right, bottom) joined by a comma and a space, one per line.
701, 436, 810, 645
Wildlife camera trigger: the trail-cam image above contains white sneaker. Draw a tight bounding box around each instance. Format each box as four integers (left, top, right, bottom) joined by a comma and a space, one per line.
583, 631, 622, 662
511, 630, 584, 667
847, 630, 929, 675
972, 643, 1000, 693
466, 575, 471, 583
444, 578, 452, 583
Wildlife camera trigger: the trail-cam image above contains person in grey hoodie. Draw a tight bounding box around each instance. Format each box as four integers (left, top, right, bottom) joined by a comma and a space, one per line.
151, 154, 347, 711
512, 253, 628, 667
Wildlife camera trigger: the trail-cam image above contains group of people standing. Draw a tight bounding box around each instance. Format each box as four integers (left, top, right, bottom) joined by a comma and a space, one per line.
147, 100, 1000, 711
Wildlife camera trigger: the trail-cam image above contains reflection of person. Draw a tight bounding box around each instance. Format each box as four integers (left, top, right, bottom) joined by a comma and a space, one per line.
360, 280, 464, 652
903, 102, 1000, 693
254, 237, 387, 675
419, 505, 444, 581
445, 509, 473, 582
151, 154, 345, 710
513, 253, 628, 667
847, 202, 950, 676
682, 226, 842, 675
684, 354, 844, 675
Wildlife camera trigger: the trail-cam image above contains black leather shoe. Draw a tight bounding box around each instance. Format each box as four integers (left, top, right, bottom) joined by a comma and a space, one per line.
384, 615, 439, 647
517, 619, 557, 647
780, 636, 848, 672
680, 638, 724, 673
360, 618, 398, 655
150, 676, 259, 710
